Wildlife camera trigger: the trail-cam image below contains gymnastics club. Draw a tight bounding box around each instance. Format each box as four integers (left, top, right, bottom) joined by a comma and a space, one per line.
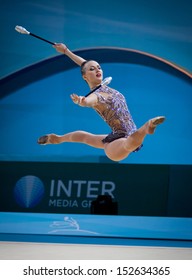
15, 25, 55, 45
85, 77, 112, 97
15, 26, 112, 94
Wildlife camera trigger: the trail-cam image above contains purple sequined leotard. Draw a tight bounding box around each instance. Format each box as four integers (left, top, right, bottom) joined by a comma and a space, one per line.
91, 84, 135, 136
91, 85, 142, 151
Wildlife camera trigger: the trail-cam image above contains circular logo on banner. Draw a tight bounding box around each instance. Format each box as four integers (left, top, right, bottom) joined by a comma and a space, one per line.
14, 175, 45, 208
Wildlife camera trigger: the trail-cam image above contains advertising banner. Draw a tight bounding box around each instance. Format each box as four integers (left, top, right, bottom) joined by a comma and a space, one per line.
0, 162, 169, 216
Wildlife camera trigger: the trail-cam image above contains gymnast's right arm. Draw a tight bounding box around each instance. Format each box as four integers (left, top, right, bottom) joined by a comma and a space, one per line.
53, 43, 86, 66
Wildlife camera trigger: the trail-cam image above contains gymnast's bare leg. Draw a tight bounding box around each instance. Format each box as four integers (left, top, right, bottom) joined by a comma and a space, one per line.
104, 116, 165, 161
38, 131, 107, 149
38, 116, 165, 162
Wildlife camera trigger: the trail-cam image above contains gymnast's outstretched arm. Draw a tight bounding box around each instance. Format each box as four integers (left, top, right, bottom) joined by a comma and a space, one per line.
53, 43, 86, 66
70, 92, 98, 107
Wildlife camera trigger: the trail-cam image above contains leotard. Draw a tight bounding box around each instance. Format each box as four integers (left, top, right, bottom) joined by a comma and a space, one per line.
92, 85, 142, 151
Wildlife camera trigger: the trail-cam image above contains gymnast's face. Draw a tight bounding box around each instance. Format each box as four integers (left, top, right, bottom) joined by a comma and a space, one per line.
82, 60, 103, 87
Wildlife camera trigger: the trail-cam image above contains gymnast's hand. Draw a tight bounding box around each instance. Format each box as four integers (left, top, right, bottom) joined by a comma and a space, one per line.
70, 94, 86, 106
53, 43, 68, 54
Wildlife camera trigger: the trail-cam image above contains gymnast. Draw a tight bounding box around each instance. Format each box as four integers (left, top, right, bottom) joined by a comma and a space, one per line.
38, 43, 165, 162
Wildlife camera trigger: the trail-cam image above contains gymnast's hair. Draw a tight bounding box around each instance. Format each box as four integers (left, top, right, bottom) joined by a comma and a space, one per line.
80, 60, 92, 75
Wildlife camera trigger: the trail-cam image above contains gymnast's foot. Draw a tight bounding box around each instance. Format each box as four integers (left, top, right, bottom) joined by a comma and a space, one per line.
37, 133, 60, 145
147, 116, 166, 134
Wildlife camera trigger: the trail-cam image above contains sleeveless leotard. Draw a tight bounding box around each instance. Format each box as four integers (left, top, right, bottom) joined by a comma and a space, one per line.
93, 85, 137, 134
91, 85, 142, 151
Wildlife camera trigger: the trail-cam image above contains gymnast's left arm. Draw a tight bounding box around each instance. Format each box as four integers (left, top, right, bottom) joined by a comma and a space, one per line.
70, 93, 98, 107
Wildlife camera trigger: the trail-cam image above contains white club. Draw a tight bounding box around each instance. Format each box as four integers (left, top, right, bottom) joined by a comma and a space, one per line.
15, 25, 30, 35
15, 25, 55, 45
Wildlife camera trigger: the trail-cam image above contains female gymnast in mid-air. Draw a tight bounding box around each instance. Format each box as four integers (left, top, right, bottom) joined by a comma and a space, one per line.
38, 43, 165, 162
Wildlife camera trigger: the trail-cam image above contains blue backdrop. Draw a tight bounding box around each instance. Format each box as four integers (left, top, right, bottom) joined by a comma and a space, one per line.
1, 0, 192, 77
0, 0, 192, 164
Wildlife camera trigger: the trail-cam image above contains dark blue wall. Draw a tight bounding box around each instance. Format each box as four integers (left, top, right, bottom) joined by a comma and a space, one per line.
1, 161, 192, 217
